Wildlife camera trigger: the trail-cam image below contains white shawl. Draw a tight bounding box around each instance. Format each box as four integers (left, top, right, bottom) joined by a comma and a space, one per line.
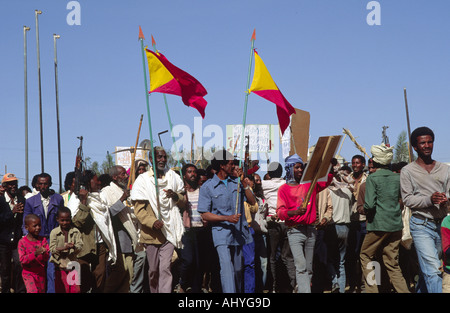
130, 168, 185, 249
68, 192, 117, 264
100, 182, 139, 250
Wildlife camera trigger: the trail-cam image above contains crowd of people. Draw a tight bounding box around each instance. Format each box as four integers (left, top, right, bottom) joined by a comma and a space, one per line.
0, 126, 449, 294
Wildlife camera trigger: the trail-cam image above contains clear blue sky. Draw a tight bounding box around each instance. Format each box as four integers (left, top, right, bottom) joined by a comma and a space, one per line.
2, 0, 450, 190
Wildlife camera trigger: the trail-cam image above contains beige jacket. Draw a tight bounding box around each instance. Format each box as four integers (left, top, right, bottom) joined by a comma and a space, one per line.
316, 188, 333, 225
133, 200, 167, 245
71, 203, 99, 258
49, 225, 83, 266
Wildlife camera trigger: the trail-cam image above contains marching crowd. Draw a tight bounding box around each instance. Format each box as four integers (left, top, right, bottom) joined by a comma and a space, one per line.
0, 126, 449, 294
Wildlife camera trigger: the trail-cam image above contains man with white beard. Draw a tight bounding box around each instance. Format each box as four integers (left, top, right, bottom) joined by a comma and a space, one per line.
101, 165, 139, 293
131, 147, 185, 293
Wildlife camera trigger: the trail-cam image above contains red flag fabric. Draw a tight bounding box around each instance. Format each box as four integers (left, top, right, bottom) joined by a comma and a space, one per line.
249, 50, 296, 134
146, 49, 208, 118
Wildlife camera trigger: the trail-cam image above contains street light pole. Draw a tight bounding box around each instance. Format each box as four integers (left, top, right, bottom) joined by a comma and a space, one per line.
35, 9, 44, 172
54, 34, 62, 193
24, 25, 30, 186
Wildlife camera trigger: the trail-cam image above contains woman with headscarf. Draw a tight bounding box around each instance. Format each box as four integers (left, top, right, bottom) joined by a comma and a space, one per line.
276, 154, 332, 293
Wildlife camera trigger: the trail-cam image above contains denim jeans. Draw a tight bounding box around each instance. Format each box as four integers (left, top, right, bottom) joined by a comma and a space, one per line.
287, 224, 317, 293
216, 244, 243, 293
47, 252, 55, 293
326, 224, 349, 293
267, 221, 296, 291
254, 233, 268, 292
243, 228, 255, 293
409, 215, 442, 293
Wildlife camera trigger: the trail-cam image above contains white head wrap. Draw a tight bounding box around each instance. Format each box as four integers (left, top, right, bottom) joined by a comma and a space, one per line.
371, 143, 394, 165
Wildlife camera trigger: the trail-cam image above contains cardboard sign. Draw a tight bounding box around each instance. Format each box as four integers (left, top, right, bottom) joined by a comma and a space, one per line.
301, 135, 342, 184
299, 135, 342, 209
226, 124, 275, 154
115, 146, 147, 170
289, 108, 310, 162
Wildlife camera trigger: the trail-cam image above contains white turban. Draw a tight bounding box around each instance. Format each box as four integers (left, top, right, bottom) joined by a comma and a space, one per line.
371, 143, 394, 165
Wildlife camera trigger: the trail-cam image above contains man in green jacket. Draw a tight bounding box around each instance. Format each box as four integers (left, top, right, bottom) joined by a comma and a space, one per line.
359, 143, 410, 293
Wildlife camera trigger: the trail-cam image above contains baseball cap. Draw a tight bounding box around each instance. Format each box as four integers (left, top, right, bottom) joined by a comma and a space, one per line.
2, 173, 18, 184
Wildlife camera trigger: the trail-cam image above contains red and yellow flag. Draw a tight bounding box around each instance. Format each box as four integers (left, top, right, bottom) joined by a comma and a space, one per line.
249, 50, 296, 134
146, 49, 208, 118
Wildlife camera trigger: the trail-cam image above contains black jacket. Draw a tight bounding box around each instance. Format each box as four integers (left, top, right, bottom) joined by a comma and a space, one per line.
0, 195, 24, 247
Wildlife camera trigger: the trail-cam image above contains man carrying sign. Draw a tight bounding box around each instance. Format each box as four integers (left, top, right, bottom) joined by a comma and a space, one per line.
276, 154, 333, 293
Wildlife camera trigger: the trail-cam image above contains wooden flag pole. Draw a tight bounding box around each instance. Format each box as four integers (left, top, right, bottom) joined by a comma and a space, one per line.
139, 26, 161, 219
235, 29, 256, 214
127, 114, 144, 189
403, 88, 414, 162
151, 35, 183, 176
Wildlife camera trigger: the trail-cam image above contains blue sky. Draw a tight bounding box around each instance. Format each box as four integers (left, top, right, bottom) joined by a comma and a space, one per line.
2, 0, 450, 190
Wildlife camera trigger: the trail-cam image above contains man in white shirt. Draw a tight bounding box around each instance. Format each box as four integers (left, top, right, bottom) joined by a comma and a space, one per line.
261, 162, 296, 292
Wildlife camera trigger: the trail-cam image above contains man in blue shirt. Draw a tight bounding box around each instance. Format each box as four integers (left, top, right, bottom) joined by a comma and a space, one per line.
198, 149, 256, 293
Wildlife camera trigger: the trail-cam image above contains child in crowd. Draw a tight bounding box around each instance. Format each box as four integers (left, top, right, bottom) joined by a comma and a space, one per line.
18, 214, 50, 293
49, 207, 83, 293
441, 215, 450, 293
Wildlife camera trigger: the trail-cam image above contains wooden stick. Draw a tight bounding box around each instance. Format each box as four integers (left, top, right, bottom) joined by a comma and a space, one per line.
128, 114, 144, 189
403, 88, 414, 162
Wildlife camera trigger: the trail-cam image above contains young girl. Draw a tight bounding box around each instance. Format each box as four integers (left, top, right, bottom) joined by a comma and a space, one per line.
49, 206, 83, 293
18, 214, 50, 293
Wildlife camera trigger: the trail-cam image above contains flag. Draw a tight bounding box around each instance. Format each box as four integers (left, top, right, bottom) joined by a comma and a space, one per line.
146, 49, 208, 118
249, 50, 296, 135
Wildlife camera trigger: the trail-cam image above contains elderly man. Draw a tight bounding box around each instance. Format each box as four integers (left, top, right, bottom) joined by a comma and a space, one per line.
101, 165, 139, 293
0, 173, 26, 293
360, 144, 410, 293
400, 127, 450, 293
131, 147, 185, 293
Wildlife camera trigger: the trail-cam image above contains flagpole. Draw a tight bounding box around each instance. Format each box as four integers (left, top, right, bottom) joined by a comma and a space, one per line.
150, 36, 183, 176
35, 10, 44, 172
24, 25, 30, 186
403, 88, 414, 162
53, 34, 62, 193
139, 26, 161, 219
235, 29, 256, 214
